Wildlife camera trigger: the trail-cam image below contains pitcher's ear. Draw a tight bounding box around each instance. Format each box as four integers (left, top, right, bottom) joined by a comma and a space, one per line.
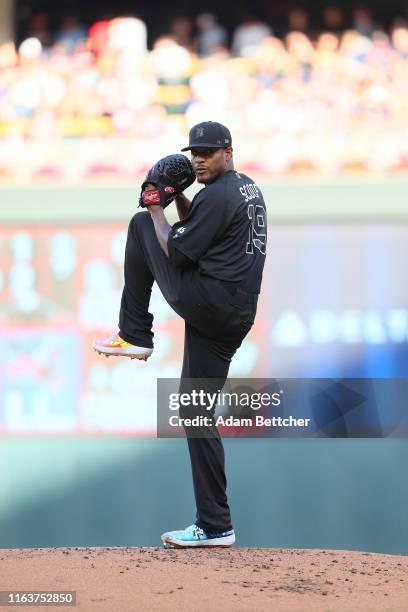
225, 146, 233, 161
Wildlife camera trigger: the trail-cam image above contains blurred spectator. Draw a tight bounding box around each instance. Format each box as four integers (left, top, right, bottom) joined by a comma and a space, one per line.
169, 17, 194, 51
107, 16, 147, 73
232, 16, 272, 57
0, 13, 408, 182
352, 6, 376, 38
323, 6, 345, 34
150, 36, 193, 80
27, 12, 52, 48
251, 36, 289, 86
0, 42, 17, 69
370, 30, 391, 63
55, 17, 87, 54
88, 19, 111, 56
285, 31, 315, 80
196, 13, 227, 57
316, 32, 339, 53
392, 26, 408, 57
149, 36, 193, 114
287, 8, 310, 35
18, 37, 43, 64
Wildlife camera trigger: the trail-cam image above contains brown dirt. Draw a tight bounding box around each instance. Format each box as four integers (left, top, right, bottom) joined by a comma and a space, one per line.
1, 547, 407, 611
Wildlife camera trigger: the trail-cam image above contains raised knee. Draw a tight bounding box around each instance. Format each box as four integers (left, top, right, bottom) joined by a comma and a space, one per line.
130, 210, 152, 234
131, 210, 151, 226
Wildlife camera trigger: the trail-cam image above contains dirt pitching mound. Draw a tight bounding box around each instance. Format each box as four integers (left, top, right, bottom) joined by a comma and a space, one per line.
1, 547, 407, 611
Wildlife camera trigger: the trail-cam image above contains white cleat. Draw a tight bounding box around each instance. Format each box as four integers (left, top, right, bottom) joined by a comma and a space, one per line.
92, 334, 153, 361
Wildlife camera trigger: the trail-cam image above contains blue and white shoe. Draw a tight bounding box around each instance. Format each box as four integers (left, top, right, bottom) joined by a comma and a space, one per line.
161, 523, 235, 548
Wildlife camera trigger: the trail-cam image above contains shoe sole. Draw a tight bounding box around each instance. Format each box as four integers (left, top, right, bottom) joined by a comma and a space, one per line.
92, 343, 152, 361
161, 535, 235, 548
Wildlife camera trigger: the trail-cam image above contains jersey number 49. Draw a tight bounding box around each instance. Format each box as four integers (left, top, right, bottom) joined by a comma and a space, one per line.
246, 203, 267, 255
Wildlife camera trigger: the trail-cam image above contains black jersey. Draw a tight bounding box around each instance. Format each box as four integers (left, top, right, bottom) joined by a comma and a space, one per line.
167, 170, 267, 294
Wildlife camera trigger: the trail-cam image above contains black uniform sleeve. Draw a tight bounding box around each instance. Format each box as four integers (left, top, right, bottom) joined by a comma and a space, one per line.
167, 189, 227, 264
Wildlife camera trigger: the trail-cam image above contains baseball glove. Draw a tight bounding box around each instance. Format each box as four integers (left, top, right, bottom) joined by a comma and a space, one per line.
139, 154, 195, 209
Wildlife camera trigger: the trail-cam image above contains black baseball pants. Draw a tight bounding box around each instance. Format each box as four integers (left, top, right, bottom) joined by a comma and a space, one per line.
119, 211, 257, 533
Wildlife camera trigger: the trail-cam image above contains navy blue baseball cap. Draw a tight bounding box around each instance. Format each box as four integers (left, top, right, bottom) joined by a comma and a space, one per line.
181, 121, 232, 151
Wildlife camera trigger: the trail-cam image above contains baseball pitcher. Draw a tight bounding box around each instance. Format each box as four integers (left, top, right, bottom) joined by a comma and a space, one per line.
93, 121, 267, 547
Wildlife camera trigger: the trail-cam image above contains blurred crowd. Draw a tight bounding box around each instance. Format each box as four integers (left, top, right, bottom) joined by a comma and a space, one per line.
0, 6, 408, 182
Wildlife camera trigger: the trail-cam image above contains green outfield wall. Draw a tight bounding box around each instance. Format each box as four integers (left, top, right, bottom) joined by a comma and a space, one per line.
0, 437, 407, 554
1, 177, 407, 224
